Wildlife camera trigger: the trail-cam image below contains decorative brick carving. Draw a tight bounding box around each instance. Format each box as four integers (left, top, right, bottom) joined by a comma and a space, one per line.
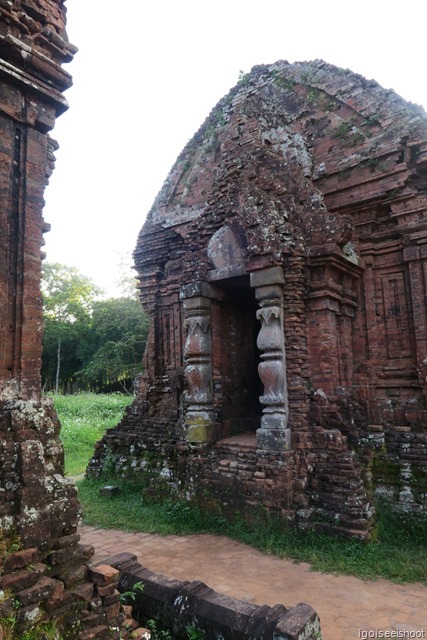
253, 277, 290, 451
256, 307, 288, 427
182, 294, 216, 443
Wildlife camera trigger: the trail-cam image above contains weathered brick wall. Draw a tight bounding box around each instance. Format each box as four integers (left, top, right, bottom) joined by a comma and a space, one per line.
90, 61, 427, 532
0, 4, 137, 637
89, 426, 371, 539
0, 0, 74, 397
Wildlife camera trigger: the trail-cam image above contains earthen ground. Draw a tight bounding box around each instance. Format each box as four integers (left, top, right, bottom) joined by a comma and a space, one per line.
80, 525, 426, 640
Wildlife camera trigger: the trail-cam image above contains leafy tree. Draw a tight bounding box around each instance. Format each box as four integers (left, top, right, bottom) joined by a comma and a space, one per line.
42, 263, 149, 394
43, 315, 87, 392
42, 262, 100, 392
77, 297, 149, 392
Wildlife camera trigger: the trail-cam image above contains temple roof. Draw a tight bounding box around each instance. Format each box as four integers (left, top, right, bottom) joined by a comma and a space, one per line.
135, 60, 427, 283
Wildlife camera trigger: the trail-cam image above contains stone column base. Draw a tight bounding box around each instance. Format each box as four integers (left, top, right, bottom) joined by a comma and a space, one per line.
185, 411, 218, 443
256, 427, 291, 451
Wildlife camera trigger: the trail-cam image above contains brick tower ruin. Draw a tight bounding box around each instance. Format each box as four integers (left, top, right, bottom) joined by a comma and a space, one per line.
0, 3, 132, 637
89, 60, 427, 537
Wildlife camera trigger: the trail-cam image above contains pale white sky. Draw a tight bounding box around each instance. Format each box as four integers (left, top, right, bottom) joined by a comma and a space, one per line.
43, 0, 427, 296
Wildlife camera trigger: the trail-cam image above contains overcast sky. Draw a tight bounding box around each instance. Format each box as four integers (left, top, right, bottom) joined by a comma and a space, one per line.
43, 0, 427, 296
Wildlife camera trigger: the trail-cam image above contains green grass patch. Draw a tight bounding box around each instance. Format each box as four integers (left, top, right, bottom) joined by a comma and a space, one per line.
78, 479, 229, 535
52, 392, 132, 476
78, 477, 427, 585
56, 393, 426, 585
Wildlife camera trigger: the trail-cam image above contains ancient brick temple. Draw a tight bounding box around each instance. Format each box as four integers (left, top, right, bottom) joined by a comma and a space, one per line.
89, 60, 427, 536
0, 3, 132, 637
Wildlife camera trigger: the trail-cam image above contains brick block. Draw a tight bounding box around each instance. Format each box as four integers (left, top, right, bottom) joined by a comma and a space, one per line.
44, 590, 75, 614
81, 613, 107, 630
77, 543, 95, 562
71, 582, 96, 602
274, 603, 320, 640
104, 600, 121, 623
60, 563, 88, 589
0, 568, 39, 592
4, 548, 38, 572
78, 626, 111, 640
88, 565, 119, 587
15, 576, 57, 606
47, 545, 77, 565
103, 552, 137, 572
101, 589, 121, 606
96, 583, 116, 597
52, 533, 81, 549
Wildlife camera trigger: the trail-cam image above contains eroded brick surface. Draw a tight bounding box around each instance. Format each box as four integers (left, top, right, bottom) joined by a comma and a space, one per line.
88, 60, 427, 535
0, 4, 133, 638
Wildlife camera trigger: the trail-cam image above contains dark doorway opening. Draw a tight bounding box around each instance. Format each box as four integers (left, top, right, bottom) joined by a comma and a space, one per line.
213, 275, 262, 437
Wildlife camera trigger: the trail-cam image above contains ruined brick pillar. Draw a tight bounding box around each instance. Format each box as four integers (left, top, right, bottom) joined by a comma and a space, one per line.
403, 245, 427, 398
0, 9, 74, 399
0, 6, 132, 637
306, 252, 363, 395
0, 3, 78, 547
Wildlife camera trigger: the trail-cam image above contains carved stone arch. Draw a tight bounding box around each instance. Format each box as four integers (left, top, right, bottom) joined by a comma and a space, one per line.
207, 224, 247, 279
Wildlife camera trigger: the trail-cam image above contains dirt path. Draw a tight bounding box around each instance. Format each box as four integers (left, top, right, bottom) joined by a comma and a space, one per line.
79, 525, 426, 640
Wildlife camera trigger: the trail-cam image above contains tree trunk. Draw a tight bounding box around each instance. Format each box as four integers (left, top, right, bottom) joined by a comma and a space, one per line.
55, 336, 61, 394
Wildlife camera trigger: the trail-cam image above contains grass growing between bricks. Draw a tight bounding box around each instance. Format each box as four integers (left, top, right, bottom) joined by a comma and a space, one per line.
54, 393, 427, 586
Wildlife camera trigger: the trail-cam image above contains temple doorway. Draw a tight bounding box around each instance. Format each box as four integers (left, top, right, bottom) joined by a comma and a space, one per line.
213, 275, 262, 437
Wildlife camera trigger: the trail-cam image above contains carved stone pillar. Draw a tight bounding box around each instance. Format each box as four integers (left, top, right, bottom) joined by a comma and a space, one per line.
251, 268, 290, 450
182, 290, 216, 443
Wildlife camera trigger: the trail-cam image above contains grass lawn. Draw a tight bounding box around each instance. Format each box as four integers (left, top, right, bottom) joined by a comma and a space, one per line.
54, 393, 427, 585
53, 392, 133, 476
77, 478, 427, 585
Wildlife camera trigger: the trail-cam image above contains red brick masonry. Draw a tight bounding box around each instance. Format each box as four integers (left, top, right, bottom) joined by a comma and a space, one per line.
89, 60, 427, 536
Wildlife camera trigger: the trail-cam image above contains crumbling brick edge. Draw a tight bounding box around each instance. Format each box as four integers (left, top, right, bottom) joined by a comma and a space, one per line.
104, 552, 322, 640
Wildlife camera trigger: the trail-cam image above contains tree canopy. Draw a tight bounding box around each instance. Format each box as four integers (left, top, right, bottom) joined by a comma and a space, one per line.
42, 262, 100, 323
78, 297, 149, 392
41, 262, 149, 393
